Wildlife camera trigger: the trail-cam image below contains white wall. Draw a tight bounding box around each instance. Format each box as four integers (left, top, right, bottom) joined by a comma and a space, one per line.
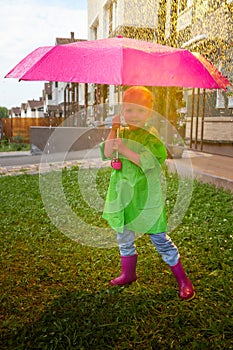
88, 0, 158, 40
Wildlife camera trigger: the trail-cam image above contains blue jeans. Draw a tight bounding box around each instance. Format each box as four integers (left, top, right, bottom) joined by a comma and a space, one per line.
117, 228, 180, 267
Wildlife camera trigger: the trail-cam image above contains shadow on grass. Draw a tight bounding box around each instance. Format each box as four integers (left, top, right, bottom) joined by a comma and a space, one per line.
1, 269, 233, 350
1, 286, 187, 350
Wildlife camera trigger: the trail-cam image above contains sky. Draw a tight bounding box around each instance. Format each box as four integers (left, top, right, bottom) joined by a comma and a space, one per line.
0, 0, 88, 109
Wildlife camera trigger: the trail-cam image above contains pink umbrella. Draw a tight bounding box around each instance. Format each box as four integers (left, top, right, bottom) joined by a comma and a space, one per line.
5, 37, 230, 89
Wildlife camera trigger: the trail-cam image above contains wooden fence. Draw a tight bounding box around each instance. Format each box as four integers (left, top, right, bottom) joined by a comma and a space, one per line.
1, 117, 64, 143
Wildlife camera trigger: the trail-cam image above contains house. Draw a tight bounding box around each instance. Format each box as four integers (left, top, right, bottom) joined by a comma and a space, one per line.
49, 32, 88, 123
173, 0, 233, 155
43, 83, 53, 111
20, 103, 27, 118
9, 107, 21, 118
4, 95, 61, 142
87, 0, 233, 156
25, 99, 44, 118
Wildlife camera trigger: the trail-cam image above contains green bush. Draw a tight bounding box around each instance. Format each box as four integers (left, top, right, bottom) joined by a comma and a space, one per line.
0, 141, 30, 152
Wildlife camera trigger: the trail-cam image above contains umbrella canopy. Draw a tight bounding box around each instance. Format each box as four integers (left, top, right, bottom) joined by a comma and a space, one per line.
5, 37, 230, 90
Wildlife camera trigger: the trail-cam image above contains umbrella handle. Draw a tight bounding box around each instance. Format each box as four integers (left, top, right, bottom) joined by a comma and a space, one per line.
115, 127, 120, 158
111, 127, 122, 170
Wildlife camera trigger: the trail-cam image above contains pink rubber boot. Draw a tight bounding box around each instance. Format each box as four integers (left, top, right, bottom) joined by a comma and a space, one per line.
170, 260, 195, 300
110, 254, 138, 286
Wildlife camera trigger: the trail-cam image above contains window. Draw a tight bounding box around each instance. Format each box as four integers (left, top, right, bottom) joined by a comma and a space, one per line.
90, 17, 99, 40
216, 90, 225, 109
105, 0, 117, 35
228, 96, 233, 108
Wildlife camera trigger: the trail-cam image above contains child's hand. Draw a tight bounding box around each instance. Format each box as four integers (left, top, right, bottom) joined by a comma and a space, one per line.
113, 138, 140, 166
113, 138, 127, 154
112, 114, 121, 131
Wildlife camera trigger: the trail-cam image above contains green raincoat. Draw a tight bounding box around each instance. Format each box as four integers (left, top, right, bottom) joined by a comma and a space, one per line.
100, 126, 167, 234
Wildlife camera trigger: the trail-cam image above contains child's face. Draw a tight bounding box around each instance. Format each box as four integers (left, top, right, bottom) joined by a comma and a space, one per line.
123, 104, 152, 130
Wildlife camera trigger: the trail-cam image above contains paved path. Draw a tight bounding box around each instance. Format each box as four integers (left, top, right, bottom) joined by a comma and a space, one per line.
0, 149, 232, 193
166, 150, 233, 193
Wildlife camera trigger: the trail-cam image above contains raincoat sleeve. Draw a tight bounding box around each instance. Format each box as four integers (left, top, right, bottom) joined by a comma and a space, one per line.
99, 141, 112, 161
139, 136, 167, 172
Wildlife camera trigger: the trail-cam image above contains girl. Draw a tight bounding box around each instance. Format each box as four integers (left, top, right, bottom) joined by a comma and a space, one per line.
100, 86, 194, 300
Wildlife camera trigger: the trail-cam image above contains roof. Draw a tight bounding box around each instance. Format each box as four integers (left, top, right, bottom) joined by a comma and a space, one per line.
55, 31, 86, 45
11, 107, 20, 114
27, 99, 44, 109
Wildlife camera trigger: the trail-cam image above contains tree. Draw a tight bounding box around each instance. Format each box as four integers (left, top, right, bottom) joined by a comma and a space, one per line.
0, 107, 9, 118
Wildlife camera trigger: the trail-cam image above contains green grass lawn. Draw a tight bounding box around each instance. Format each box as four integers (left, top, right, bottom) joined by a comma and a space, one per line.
0, 167, 232, 349
0, 142, 30, 152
